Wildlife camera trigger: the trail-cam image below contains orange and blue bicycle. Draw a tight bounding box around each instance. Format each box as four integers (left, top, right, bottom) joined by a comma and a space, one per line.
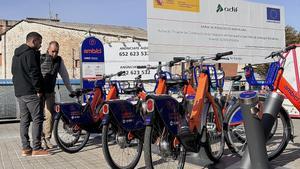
53, 71, 125, 153
143, 51, 232, 169
100, 60, 185, 169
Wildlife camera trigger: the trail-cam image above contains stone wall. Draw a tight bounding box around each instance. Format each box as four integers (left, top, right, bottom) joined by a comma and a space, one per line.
1, 21, 144, 79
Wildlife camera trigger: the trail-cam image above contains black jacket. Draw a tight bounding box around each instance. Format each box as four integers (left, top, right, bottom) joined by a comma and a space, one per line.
11, 44, 43, 97
40, 54, 62, 93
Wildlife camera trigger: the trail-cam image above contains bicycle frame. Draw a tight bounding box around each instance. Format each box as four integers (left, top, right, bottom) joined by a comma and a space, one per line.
189, 72, 222, 133
273, 69, 300, 111
90, 82, 119, 122
143, 68, 191, 131
101, 77, 149, 132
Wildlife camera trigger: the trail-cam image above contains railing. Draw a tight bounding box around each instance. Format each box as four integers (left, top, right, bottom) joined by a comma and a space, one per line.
0, 79, 80, 120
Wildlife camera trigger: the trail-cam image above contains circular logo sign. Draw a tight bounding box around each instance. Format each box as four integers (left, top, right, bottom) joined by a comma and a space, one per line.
89, 39, 96, 46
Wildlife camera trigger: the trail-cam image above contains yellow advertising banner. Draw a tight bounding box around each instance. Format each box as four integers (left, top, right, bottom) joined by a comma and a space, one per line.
153, 0, 200, 12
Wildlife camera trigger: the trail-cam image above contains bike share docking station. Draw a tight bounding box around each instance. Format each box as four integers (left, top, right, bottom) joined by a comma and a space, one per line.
226, 91, 289, 169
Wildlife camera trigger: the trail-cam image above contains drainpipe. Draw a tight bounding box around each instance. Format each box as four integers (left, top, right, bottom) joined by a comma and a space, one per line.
3, 20, 8, 79
3, 33, 6, 79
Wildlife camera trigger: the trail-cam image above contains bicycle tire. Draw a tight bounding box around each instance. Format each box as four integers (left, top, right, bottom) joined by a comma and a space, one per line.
204, 102, 225, 162
53, 113, 90, 153
102, 123, 143, 169
144, 124, 186, 169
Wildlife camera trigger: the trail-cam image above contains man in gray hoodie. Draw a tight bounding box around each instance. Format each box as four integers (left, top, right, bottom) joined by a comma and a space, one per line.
40, 41, 74, 148
11, 32, 50, 156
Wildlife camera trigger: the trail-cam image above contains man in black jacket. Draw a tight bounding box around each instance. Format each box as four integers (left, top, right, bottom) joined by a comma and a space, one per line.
11, 32, 50, 156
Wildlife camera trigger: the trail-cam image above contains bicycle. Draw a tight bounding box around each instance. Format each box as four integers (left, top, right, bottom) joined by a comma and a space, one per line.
100, 75, 146, 169
53, 71, 125, 153
224, 45, 297, 160
100, 60, 183, 169
143, 51, 232, 169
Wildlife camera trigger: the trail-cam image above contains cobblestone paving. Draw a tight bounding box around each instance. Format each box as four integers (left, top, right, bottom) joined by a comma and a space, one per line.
0, 120, 300, 169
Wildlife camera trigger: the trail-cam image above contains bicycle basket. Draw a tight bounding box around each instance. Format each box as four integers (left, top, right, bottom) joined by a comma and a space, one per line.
194, 65, 224, 90
245, 62, 280, 89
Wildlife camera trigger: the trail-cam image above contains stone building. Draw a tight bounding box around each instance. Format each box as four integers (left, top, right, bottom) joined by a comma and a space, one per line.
0, 19, 147, 79
0, 18, 238, 80
0, 19, 19, 34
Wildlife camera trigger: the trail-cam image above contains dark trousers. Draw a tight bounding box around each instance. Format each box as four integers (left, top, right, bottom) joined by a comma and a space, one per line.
17, 94, 44, 150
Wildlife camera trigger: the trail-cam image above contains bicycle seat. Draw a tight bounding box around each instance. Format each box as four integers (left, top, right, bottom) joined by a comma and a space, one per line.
123, 88, 138, 94
225, 75, 242, 82
166, 79, 188, 87
123, 87, 143, 94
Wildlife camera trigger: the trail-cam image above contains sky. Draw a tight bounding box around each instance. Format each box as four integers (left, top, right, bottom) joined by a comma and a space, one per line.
0, 0, 299, 31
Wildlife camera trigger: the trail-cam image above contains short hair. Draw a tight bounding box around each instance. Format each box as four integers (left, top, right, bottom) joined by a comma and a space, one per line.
26, 32, 42, 42
49, 41, 59, 48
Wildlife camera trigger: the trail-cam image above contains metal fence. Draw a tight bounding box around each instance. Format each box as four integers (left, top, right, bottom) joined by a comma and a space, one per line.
1, 78, 256, 120
0, 79, 80, 120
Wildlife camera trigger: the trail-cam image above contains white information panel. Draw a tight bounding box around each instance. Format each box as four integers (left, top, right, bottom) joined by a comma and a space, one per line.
104, 42, 158, 80
147, 0, 285, 63
82, 62, 104, 78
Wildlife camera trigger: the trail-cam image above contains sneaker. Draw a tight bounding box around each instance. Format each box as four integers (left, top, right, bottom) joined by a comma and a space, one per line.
32, 149, 51, 157
42, 139, 47, 149
21, 148, 32, 156
45, 138, 55, 149
42, 138, 55, 149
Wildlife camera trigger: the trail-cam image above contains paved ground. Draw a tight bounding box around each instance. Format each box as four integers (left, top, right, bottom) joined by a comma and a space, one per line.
0, 119, 300, 169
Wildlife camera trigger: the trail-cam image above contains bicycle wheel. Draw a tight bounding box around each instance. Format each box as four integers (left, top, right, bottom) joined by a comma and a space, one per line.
204, 102, 225, 162
224, 102, 291, 160
144, 124, 186, 169
53, 113, 90, 153
102, 123, 143, 169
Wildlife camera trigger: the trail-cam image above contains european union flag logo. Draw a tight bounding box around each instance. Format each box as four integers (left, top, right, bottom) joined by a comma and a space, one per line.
267, 7, 280, 22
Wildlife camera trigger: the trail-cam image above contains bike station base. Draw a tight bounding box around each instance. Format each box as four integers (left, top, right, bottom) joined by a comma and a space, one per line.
226, 161, 290, 169
273, 166, 290, 169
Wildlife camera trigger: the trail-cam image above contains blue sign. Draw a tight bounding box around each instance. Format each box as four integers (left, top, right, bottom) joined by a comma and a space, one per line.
267, 7, 280, 22
81, 37, 104, 62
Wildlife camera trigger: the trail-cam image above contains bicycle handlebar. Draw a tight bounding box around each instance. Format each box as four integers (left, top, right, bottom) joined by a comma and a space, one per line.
214, 51, 233, 61
116, 71, 126, 77
173, 57, 185, 63
106, 71, 126, 78
69, 88, 93, 98
93, 71, 126, 86
286, 45, 297, 51
173, 51, 233, 62
136, 60, 180, 70
265, 45, 297, 59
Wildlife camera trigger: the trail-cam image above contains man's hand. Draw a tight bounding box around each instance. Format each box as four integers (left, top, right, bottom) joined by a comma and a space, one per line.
37, 93, 43, 97
69, 91, 76, 98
